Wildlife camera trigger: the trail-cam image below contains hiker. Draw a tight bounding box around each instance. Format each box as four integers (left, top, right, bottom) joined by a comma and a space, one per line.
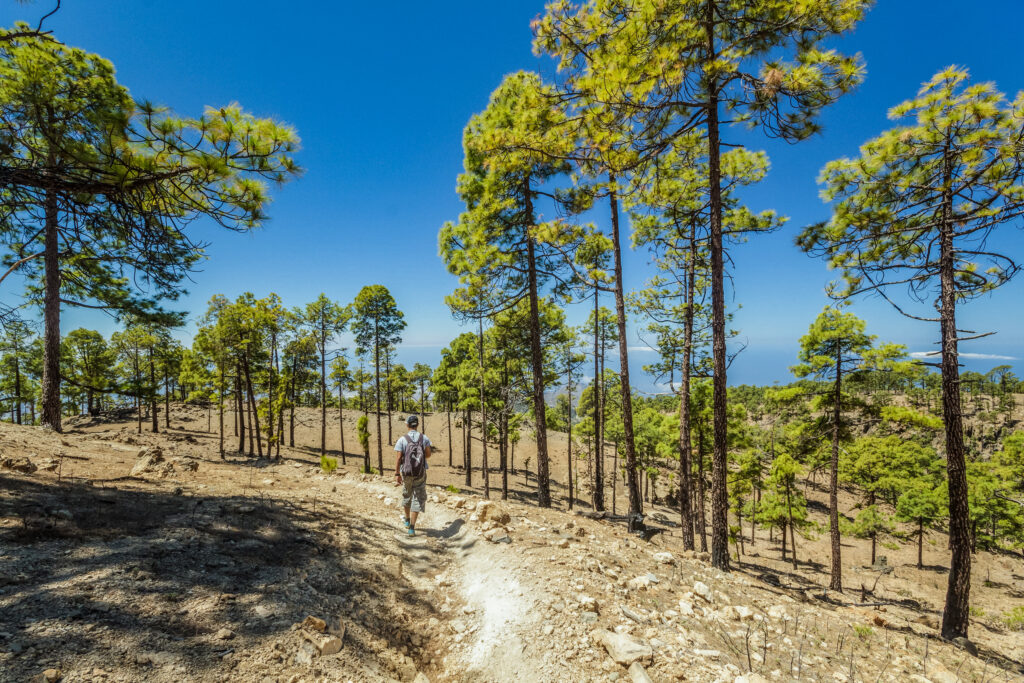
394, 414, 431, 536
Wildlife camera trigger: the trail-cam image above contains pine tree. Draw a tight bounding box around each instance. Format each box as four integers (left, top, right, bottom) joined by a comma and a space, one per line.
0, 34, 299, 432
440, 71, 577, 508
351, 285, 405, 474
536, 0, 869, 568
790, 306, 908, 591
303, 294, 350, 457
800, 68, 1024, 638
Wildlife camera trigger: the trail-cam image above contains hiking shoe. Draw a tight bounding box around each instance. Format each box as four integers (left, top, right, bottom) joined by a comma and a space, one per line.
403, 517, 411, 529
407, 527, 416, 536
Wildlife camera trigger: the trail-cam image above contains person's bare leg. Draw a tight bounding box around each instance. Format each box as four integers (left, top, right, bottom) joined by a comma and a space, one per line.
409, 511, 419, 527
404, 506, 411, 523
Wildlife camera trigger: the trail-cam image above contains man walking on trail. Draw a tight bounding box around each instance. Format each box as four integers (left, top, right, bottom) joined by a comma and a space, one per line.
395, 415, 431, 536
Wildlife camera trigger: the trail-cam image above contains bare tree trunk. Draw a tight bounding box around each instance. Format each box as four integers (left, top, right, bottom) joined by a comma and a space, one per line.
830, 347, 843, 591
705, 6, 730, 571
566, 347, 574, 510
593, 286, 604, 511
244, 355, 263, 458
41, 188, 62, 432
374, 323, 383, 474
608, 176, 642, 529
236, 368, 245, 453
524, 176, 551, 507
678, 235, 696, 549
697, 420, 708, 552
218, 364, 225, 459
339, 384, 346, 465
464, 408, 472, 487
149, 348, 159, 433
478, 315, 490, 499
447, 400, 453, 467
939, 147, 971, 640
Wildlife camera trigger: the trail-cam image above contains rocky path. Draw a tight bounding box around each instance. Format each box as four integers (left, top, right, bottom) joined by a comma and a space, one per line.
337, 476, 547, 682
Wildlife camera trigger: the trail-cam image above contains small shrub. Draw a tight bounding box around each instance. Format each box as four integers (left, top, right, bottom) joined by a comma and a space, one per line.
1001, 606, 1024, 631
445, 484, 460, 494
969, 606, 985, 618
852, 624, 873, 640
320, 455, 338, 473
361, 465, 377, 475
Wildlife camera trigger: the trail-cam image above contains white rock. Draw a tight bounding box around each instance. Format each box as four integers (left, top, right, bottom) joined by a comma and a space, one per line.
678, 600, 695, 617
483, 528, 511, 543
694, 648, 720, 659
591, 629, 653, 666
693, 581, 713, 603
652, 552, 674, 564
734, 605, 754, 621
629, 662, 654, 683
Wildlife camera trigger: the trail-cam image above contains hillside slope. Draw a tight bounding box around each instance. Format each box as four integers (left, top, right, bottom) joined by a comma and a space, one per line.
0, 407, 1021, 682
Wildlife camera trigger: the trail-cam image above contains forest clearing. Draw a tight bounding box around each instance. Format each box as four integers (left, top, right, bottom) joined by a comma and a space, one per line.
1, 0, 1024, 681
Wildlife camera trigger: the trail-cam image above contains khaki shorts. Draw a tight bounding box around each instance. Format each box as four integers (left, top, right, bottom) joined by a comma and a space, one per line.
401, 473, 427, 513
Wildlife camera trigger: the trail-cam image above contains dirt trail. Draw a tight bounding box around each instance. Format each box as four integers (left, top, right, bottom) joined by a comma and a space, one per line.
342, 476, 546, 681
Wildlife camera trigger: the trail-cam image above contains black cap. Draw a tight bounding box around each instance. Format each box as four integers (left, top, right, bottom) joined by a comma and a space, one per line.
406, 415, 419, 427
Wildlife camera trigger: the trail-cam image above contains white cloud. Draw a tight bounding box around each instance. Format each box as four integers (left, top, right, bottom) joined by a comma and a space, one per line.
910, 351, 1018, 361
627, 345, 658, 352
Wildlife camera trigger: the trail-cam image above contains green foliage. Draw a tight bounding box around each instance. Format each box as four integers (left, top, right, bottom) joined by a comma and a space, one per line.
320, 455, 337, 473
1001, 606, 1024, 631
357, 415, 370, 452
445, 484, 461, 495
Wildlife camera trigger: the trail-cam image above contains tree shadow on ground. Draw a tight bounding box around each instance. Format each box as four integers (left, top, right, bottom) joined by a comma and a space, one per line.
0, 472, 436, 680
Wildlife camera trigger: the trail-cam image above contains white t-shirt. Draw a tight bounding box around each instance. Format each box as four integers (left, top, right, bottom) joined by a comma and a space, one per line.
395, 431, 431, 470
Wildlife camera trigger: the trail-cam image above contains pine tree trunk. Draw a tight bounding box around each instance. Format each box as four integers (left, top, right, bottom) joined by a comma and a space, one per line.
501, 409, 509, 500
608, 177, 643, 529
704, 5, 730, 572
164, 373, 170, 430
447, 400, 453, 467
237, 368, 245, 453
567, 349, 574, 510
385, 353, 393, 448
939, 153, 971, 638
14, 358, 22, 424
830, 347, 843, 591
149, 348, 159, 433
478, 316, 490, 499
41, 188, 62, 432
320, 336, 327, 457
918, 520, 924, 570
289, 356, 297, 447
464, 408, 472, 487
339, 384, 346, 465
374, 322, 383, 474
697, 423, 708, 553
787, 484, 797, 570
524, 177, 551, 507
244, 355, 263, 458
593, 286, 605, 511
679, 235, 696, 549
219, 364, 225, 459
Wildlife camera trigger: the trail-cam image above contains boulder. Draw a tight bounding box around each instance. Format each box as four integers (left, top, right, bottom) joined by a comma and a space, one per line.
130, 447, 167, 476
591, 628, 653, 667
693, 581, 713, 603
652, 552, 674, 564
213, 628, 234, 640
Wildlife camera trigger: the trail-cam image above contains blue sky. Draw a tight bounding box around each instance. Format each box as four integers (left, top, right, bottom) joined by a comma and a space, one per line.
2, 0, 1022, 389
